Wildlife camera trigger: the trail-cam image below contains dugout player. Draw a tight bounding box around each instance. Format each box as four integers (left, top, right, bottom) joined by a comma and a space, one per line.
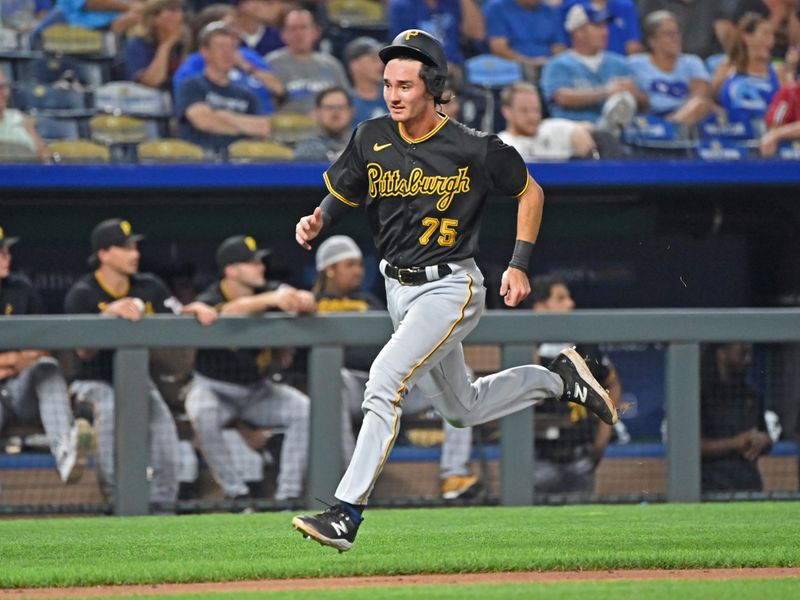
531, 275, 621, 495
185, 235, 314, 502
64, 218, 217, 507
0, 225, 92, 484
292, 29, 618, 552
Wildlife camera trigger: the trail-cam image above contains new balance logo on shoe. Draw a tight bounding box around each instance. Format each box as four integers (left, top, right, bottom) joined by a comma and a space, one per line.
331, 520, 349, 536
292, 504, 361, 553
574, 382, 588, 404
547, 347, 619, 425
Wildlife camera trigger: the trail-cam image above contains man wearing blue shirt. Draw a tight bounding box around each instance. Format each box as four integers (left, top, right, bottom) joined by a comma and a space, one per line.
541, 3, 646, 126
484, 0, 566, 72
560, 0, 643, 55
175, 22, 271, 154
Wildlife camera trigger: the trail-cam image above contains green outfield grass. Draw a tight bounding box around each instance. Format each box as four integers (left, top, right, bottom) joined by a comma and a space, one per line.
0, 503, 798, 589
93, 579, 800, 600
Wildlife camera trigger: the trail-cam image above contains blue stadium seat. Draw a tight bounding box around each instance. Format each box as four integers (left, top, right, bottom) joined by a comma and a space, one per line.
34, 115, 81, 142
464, 55, 523, 133
11, 82, 93, 117
622, 114, 697, 159
16, 54, 108, 87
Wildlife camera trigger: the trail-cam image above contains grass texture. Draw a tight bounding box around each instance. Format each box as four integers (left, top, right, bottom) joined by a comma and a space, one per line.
0, 503, 798, 588
97, 579, 800, 600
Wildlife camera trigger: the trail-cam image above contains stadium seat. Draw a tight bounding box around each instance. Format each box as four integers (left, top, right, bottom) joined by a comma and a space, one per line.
228, 139, 294, 162
136, 138, 205, 163
464, 54, 523, 134
0, 59, 11, 80
17, 54, 108, 88
94, 81, 173, 118
11, 82, 93, 118
89, 114, 150, 145
48, 139, 110, 163
0, 139, 39, 162
622, 115, 697, 158
41, 25, 104, 55
34, 115, 80, 141
270, 112, 316, 145
0, 27, 18, 50
327, 0, 386, 26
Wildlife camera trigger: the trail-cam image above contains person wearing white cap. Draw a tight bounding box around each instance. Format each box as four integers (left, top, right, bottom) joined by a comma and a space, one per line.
541, 1, 647, 131
314, 235, 481, 501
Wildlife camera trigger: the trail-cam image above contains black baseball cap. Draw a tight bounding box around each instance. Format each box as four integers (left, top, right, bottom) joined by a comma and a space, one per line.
216, 235, 270, 270
0, 225, 18, 250
91, 218, 144, 252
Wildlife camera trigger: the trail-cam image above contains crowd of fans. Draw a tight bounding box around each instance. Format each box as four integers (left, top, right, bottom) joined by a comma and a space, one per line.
1, 0, 799, 163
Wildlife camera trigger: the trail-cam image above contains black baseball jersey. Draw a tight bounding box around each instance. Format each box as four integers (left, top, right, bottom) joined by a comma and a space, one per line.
64, 272, 175, 382
323, 115, 531, 267
193, 280, 277, 385
534, 344, 616, 462
0, 273, 43, 316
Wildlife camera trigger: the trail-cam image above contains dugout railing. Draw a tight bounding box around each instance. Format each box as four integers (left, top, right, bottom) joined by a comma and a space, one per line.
2, 309, 800, 515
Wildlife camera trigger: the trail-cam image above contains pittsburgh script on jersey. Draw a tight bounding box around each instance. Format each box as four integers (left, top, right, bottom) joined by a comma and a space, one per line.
366, 163, 471, 211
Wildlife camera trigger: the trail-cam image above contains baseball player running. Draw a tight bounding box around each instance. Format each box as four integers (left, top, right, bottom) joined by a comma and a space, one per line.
292, 29, 618, 552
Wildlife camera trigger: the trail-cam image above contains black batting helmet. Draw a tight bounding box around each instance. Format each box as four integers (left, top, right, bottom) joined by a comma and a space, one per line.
379, 29, 448, 99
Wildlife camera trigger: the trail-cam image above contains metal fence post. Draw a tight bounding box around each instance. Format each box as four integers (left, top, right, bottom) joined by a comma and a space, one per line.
500, 344, 535, 505
666, 343, 701, 502
113, 348, 150, 516
307, 346, 344, 509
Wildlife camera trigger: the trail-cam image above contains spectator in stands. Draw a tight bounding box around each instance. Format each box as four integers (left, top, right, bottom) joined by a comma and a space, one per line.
530, 275, 621, 494
265, 8, 350, 114
233, 0, 285, 56
483, 0, 565, 78
561, 0, 643, 55
124, 0, 189, 91
700, 343, 772, 493
343, 36, 388, 125
312, 235, 479, 499
725, 0, 800, 59
185, 234, 313, 502
294, 86, 354, 161
629, 10, 713, 125
0, 71, 50, 163
541, 3, 647, 129
56, 0, 144, 33
174, 4, 285, 116
637, 0, 734, 60
176, 21, 273, 155
712, 13, 795, 126
389, 0, 486, 83
498, 81, 598, 160
761, 79, 800, 155
0, 226, 93, 486
64, 218, 216, 505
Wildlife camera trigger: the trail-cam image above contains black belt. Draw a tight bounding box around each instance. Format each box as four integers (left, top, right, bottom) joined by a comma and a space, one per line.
384, 263, 452, 286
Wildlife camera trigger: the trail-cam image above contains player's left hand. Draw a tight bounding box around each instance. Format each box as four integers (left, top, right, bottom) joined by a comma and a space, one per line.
295, 207, 324, 250
500, 267, 530, 307
181, 301, 218, 326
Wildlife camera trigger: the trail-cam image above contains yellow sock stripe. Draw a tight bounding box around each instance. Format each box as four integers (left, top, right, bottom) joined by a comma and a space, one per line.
358, 274, 475, 504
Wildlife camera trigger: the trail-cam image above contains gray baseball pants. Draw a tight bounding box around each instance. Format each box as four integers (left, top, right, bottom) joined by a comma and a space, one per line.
0, 357, 73, 460
185, 373, 310, 500
69, 379, 180, 503
341, 368, 473, 478
335, 259, 563, 505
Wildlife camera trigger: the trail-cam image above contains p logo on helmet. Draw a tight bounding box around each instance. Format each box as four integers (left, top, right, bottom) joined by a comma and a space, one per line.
379, 29, 448, 99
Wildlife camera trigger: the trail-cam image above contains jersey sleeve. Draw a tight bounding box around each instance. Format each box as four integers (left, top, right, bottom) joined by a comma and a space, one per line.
485, 134, 530, 198
147, 276, 177, 314
322, 125, 368, 208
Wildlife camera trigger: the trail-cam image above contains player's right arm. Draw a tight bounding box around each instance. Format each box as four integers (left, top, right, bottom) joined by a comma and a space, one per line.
295, 126, 368, 250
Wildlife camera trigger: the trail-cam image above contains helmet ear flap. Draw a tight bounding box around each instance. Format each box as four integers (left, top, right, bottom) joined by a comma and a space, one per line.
421, 65, 447, 98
